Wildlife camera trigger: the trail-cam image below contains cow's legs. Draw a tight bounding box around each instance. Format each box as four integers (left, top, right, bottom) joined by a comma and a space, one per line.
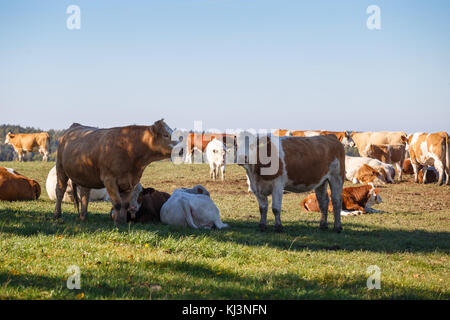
103, 178, 127, 225
329, 175, 343, 232
411, 162, 420, 183
79, 187, 90, 221
256, 193, 269, 231
40, 148, 49, 162
209, 164, 215, 180
435, 160, 444, 186
271, 186, 284, 232
53, 167, 69, 219
314, 181, 329, 230
220, 165, 225, 181
396, 162, 402, 181
16, 149, 23, 162
421, 166, 429, 184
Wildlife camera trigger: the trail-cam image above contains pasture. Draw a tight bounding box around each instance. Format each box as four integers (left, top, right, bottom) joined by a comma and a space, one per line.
0, 160, 449, 299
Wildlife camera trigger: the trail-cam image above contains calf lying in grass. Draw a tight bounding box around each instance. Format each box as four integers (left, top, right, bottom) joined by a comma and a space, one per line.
301, 184, 383, 216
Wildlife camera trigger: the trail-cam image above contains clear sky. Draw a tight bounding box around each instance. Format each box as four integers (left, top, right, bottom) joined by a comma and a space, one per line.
0, 0, 449, 133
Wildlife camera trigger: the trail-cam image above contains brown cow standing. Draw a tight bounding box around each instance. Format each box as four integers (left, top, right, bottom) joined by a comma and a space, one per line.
54, 120, 175, 225
4, 132, 50, 161
366, 144, 406, 181
0, 167, 41, 201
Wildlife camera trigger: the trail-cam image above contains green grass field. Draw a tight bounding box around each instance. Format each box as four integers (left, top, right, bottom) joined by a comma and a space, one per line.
0, 160, 449, 299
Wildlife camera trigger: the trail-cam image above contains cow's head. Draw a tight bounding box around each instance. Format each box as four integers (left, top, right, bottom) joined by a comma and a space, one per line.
367, 183, 382, 207
342, 131, 356, 148
30, 179, 41, 200
209, 138, 227, 164
149, 119, 176, 157
4, 132, 12, 144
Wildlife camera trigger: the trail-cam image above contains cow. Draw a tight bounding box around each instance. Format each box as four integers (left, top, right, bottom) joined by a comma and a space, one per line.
46, 166, 110, 202
110, 186, 171, 223
352, 164, 387, 185
160, 185, 228, 229
238, 133, 345, 232
345, 155, 395, 183
407, 132, 449, 185
301, 184, 382, 216
0, 167, 41, 201
350, 131, 407, 157
273, 129, 355, 148
53, 119, 176, 225
184, 132, 236, 163
418, 167, 439, 184
4, 132, 50, 161
366, 144, 406, 181
205, 138, 227, 181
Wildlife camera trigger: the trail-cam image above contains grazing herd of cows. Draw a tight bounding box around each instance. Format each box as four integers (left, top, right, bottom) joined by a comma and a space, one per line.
0, 121, 448, 233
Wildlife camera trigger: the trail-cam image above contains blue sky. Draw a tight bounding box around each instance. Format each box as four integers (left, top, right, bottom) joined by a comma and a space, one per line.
0, 0, 449, 132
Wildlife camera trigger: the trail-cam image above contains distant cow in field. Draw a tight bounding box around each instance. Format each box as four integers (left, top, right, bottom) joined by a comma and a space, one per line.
366, 144, 406, 181
0, 167, 41, 201
4, 132, 50, 161
185, 132, 236, 163
350, 131, 407, 158
54, 120, 176, 225
206, 138, 227, 181
239, 133, 345, 232
345, 155, 395, 184
301, 184, 382, 216
46, 166, 110, 202
407, 132, 449, 185
160, 185, 228, 229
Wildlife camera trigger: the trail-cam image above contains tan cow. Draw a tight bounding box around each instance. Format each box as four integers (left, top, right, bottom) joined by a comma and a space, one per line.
353, 164, 387, 185
407, 132, 449, 185
0, 167, 41, 201
367, 144, 406, 181
238, 133, 345, 232
54, 120, 176, 225
273, 129, 355, 148
4, 132, 50, 161
350, 131, 407, 157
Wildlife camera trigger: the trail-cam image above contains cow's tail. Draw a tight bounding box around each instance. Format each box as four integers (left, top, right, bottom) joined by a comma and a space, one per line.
300, 197, 309, 212
444, 132, 450, 174
72, 182, 80, 214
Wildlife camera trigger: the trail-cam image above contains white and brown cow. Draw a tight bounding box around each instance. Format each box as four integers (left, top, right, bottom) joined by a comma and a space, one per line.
4, 132, 50, 161
407, 132, 449, 185
366, 144, 406, 181
238, 133, 345, 232
350, 131, 407, 158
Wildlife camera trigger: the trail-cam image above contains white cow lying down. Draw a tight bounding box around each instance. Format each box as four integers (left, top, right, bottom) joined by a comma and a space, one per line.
46, 166, 110, 202
160, 185, 228, 229
345, 156, 396, 183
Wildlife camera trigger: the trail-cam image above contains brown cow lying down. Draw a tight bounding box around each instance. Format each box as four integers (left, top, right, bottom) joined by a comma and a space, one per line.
54, 120, 175, 225
110, 187, 171, 223
0, 167, 41, 201
353, 164, 387, 185
301, 184, 382, 216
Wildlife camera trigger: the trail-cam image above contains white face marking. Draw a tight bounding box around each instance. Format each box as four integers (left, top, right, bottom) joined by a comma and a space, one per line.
6, 168, 16, 175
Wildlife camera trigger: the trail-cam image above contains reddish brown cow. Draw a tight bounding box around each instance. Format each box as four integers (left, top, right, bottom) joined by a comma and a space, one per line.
0, 167, 41, 201
54, 120, 175, 225
301, 184, 382, 216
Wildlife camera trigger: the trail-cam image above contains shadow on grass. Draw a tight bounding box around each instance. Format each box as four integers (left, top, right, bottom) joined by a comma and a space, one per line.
1, 259, 446, 299
1, 206, 449, 254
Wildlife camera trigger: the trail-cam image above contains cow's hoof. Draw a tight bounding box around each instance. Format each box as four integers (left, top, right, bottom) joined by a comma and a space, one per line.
258, 224, 267, 232
79, 215, 88, 222
319, 222, 328, 230
274, 225, 283, 233
333, 226, 343, 233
